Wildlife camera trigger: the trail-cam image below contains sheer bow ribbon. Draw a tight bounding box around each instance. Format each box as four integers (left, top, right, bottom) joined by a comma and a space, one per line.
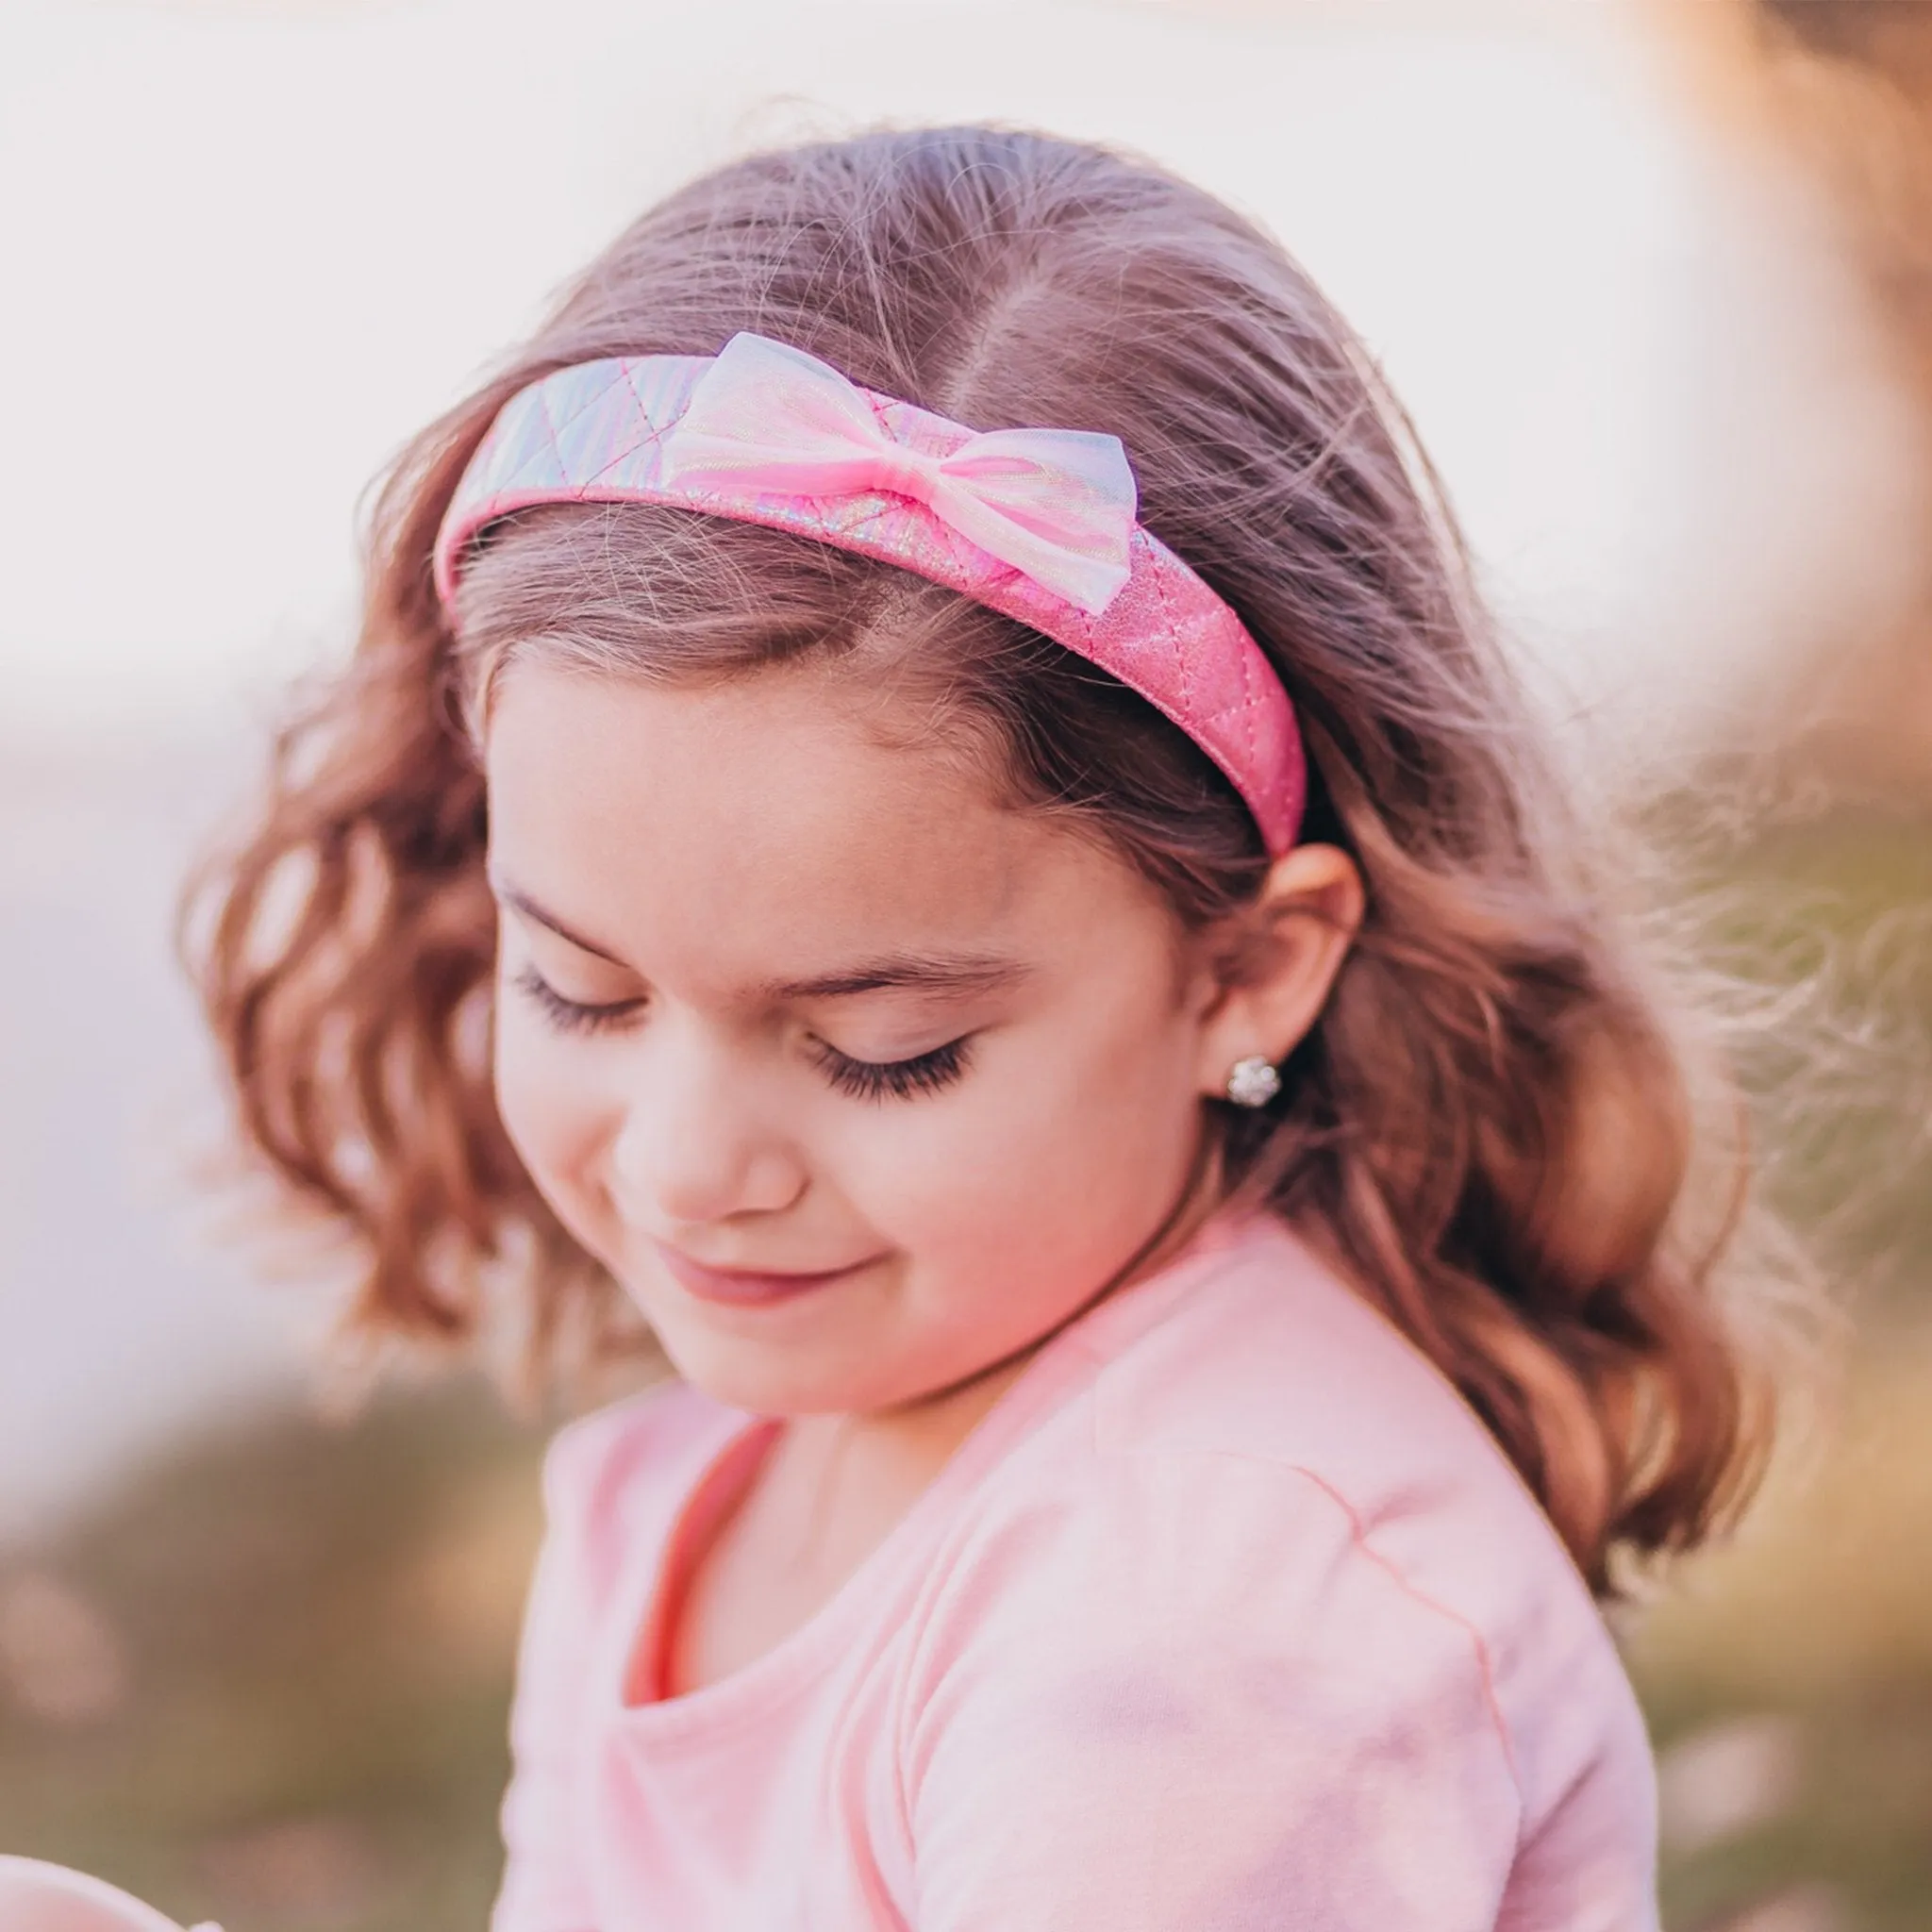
660, 333, 1139, 616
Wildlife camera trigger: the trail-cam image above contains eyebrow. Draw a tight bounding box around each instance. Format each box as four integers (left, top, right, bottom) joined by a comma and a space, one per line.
491, 880, 631, 965
756, 956, 1032, 1002
490, 875, 1030, 1002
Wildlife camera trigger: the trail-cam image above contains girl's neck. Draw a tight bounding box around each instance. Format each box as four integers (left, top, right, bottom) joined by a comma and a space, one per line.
659, 1143, 1232, 1700
799, 1131, 1229, 1491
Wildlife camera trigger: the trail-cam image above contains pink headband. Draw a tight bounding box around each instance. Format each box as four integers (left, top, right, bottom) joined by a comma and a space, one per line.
434, 331, 1306, 854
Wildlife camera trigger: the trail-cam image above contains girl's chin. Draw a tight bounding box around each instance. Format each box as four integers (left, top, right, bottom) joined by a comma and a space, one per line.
627, 1290, 907, 1417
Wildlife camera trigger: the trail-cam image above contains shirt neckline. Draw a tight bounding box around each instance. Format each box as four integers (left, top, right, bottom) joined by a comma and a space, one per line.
607, 1208, 1280, 1741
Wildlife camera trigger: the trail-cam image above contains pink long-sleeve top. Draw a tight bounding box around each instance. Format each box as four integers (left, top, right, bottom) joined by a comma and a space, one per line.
493, 1213, 1659, 1931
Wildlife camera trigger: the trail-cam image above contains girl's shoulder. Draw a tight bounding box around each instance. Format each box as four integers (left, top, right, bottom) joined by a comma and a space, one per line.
895, 1227, 1662, 1918
1076, 1214, 1598, 1605
929, 1215, 1653, 1837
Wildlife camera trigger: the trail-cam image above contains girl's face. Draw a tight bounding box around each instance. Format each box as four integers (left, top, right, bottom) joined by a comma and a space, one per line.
486, 659, 1267, 1419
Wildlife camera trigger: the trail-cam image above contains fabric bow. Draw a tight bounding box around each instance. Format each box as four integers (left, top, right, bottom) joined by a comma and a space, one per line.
659, 332, 1139, 615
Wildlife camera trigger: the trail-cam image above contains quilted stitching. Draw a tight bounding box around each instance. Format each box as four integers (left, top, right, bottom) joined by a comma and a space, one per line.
435, 355, 1305, 853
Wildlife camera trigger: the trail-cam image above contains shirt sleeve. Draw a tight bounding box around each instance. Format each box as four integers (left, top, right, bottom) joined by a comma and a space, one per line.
901, 1450, 1524, 1932
490, 1416, 623, 1932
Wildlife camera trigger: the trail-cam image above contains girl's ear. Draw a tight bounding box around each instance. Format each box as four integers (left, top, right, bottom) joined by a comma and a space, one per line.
1192, 843, 1364, 1096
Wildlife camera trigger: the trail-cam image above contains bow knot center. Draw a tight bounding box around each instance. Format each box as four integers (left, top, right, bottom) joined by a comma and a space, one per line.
864, 439, 945, 505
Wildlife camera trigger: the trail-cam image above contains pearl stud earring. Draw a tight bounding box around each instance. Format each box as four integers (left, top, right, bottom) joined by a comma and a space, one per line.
1224, 1055, 1282, 1108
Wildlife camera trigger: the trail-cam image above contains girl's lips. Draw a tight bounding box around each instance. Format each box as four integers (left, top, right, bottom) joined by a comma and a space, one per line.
652, 1242, 878, 1307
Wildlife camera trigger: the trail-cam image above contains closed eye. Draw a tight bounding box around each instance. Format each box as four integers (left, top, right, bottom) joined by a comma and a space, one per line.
511, 965, 646, 1035
810, 1035, 972, 1102
513, 961, 973, 1094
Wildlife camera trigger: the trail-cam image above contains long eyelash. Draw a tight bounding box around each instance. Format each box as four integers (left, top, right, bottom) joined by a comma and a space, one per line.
511, 965, 644, 1036
512, 964, 968, 1095
813, 1036, 972, 1103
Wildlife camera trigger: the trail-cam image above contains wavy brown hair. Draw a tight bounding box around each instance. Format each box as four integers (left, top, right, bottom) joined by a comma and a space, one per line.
186, 125, 1786, 1593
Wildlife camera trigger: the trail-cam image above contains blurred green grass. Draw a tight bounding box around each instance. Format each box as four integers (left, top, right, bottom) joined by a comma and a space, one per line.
0, 1388, 544, 1931
2, 809, 1926, 1931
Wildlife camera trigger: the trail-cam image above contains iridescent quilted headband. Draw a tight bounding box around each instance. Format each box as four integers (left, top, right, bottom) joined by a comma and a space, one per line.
433, 331, 1307, 854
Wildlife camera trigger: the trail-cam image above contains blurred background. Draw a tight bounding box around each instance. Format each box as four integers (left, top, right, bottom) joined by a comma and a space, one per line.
2, 0, 1929, 1925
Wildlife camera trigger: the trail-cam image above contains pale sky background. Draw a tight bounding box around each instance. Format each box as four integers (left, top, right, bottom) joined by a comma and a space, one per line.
3, 0, 1924, 747
1, 0, 1926, 1538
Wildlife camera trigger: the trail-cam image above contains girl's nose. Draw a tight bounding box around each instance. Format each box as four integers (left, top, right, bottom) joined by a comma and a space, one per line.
607, 1041, 808, 1229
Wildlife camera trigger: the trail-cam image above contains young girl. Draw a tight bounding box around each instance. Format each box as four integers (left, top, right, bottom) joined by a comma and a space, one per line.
189, 126, 1777, 1928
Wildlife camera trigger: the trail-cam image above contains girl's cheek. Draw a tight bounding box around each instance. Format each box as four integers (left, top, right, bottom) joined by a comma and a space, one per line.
855, 1028, 1168, 1246
492, 1005, 618, 1226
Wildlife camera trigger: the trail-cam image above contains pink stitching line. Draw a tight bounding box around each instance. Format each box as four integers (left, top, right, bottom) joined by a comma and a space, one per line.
565, 366, 626, 484
592, 365, 673, 485
1146, 544, 1195, 736
450, 365, 682, 584
1220, 614, 1297, 853
1235, 626, 1265, 812
1037, 565, 1254, 824
533, 366, 614, 495
522, 367, 602, 491
541, 359, 636, 462
1138, 546, 1281, 842
1277, 670, 1307, 849
1274, 1457, 1526, 1807
532, 378, 571, 497
571, 367, 629, 488
1260, 663, 1297, 848
837, 492, 904, 552
621, 357, 690, 453
1076, 1439, 1528, 1813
